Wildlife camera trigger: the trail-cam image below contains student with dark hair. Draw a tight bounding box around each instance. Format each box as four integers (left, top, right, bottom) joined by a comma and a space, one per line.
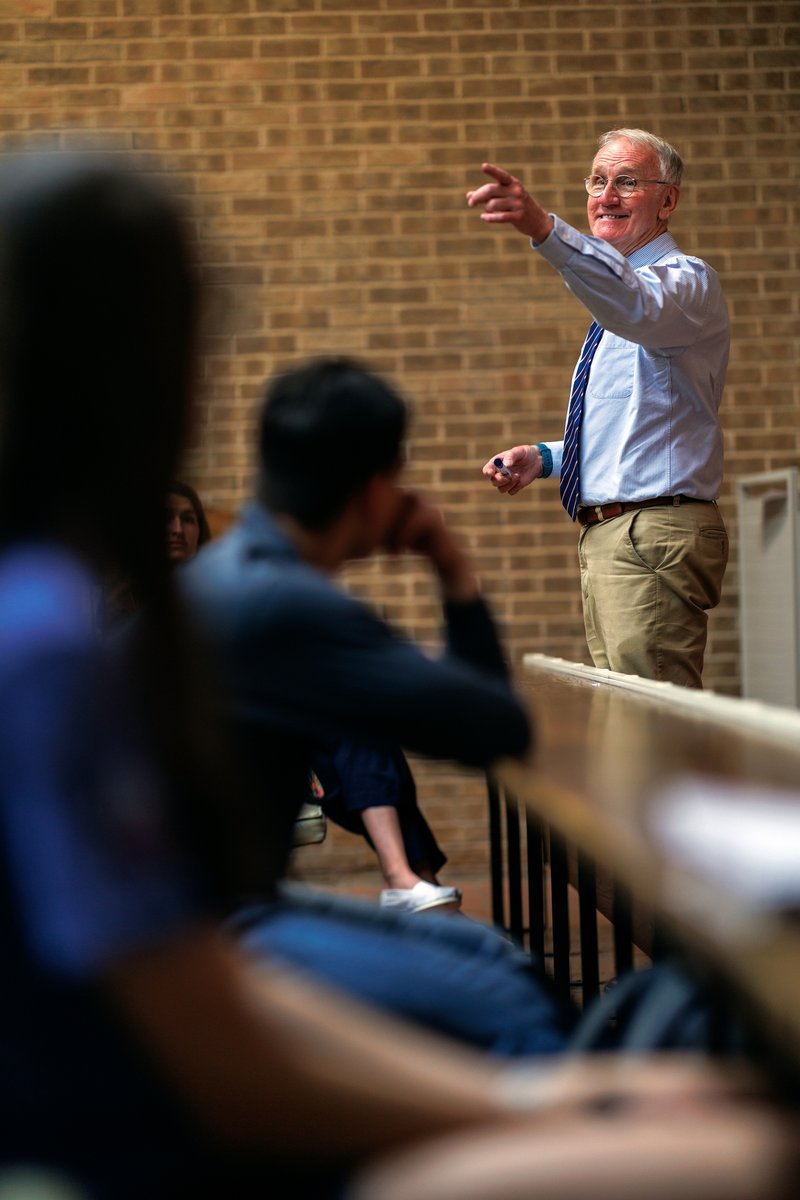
182, 356, 581, 1051
0, 152, 272, 1194
258, 356, 409, 530
104, 479, 212, 621
165, 479, 212, 564
165, 472, 460, 911
192, 355, 530, 797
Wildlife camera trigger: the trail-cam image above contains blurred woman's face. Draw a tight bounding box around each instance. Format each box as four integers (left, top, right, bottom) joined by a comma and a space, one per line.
166, 493, 200, 564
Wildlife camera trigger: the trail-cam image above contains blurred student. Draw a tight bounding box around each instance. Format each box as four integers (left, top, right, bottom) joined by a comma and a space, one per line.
182, 359, 581, 1048
103, 479, 209, 622
165, 479, 211, 565
163, 480, 461, 912
161, 476, 563, 1049
184, 356, 531, 881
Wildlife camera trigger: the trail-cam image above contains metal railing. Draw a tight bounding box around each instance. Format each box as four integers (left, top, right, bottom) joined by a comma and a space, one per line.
487, 775, 640, 1010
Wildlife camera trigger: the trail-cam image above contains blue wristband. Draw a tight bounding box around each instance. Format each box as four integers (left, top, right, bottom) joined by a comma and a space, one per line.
536, 443, 553, 479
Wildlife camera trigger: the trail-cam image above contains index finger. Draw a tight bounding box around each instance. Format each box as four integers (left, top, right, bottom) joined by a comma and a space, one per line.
481, 162, 516, 187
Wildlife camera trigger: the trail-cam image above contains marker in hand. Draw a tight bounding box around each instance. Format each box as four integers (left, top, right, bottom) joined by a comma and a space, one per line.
493, 457, 512, 479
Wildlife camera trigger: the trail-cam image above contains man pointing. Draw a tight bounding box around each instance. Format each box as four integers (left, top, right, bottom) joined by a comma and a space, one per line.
468, 128, 729, 689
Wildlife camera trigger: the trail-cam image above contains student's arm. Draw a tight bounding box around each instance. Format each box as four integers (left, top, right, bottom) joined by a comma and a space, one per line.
383, 491, 519, 680
107, 931, 768, 1167
104, 927, 508, 1158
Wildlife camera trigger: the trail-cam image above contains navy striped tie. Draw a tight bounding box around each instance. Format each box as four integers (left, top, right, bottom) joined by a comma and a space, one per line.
559, 320, 604, 521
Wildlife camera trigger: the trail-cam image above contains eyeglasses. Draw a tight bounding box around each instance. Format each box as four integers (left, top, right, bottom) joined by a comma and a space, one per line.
584, 174, 671, 198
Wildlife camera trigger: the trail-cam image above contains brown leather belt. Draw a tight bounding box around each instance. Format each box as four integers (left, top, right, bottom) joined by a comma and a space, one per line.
576, 495, 712, 528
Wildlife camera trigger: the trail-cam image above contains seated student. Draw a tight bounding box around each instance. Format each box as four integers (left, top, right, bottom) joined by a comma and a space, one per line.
165, 480, 464, 914
154, 478, 570, 1049
311, 737, 462, 914
103, 479, 210, 622
163, 481, 460, 913
182, 357, 582, 1050
163, 481, 461, 914
165, 479, 211, 565
183, 355, 531, 877
158, 486, 482, 933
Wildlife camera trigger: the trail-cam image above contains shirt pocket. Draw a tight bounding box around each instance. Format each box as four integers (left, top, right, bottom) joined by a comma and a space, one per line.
590, 335, 671, 408
588, 334, 635, 401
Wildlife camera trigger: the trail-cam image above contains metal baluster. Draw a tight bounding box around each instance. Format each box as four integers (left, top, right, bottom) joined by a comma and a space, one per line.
505, 791, 524, 946
549, 830, 571, 1004
613, 881, 634, 978
526, 810, 546, 965
577, 852, 600, 1005
486, 774, 505, 930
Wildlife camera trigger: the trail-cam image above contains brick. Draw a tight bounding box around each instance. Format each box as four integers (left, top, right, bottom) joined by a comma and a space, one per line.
126, 40, 188, 61
4, 0, 51, 14
92, 18, 154, 38
161, 63, 219, 82
121, 0, 180, 13
191, 38, 255, 58
58, 41, 121, 61
94, 63, 155, 83
57, 0, 114, 14
24, 19, 85, 38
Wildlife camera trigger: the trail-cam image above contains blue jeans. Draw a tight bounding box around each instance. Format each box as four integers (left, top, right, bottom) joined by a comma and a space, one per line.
233, 884, 575, 1057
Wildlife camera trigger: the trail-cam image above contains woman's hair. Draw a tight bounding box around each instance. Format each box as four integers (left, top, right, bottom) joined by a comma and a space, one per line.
167, 479, 212, 548
0, 154, 196, 595
0, 154, 268, 902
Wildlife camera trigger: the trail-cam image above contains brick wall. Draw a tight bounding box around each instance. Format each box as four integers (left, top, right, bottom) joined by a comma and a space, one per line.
5, 1, 798, 886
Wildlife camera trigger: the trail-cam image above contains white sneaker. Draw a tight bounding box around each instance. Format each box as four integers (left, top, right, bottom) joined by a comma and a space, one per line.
379, 880, 463, 914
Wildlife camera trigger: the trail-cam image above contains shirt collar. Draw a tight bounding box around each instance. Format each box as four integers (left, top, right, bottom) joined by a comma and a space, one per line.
627, 231, 678, 270
240, 500, 300, 561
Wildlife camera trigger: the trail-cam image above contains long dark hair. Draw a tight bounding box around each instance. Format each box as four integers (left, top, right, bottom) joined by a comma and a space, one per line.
0, 156, 194, 591
167, 479, 212, 550
0, 154, 266, 903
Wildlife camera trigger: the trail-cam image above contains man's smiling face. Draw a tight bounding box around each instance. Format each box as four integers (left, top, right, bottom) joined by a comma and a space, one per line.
587, 136, 680, 257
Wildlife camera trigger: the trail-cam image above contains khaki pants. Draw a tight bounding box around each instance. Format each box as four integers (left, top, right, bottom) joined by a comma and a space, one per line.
578, 502, 728, 689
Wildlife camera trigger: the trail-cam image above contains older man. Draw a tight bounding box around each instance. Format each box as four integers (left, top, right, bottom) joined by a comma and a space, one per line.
469, 128, 729, 688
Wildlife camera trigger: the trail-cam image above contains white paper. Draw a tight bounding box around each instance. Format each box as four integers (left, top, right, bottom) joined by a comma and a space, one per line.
650, 775, 800, 911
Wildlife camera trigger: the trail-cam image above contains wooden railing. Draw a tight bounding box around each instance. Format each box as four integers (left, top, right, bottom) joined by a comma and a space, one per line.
488, 655, 800, 1083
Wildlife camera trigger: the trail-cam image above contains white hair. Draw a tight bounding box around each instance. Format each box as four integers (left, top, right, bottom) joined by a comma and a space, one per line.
597, 128, 683, 185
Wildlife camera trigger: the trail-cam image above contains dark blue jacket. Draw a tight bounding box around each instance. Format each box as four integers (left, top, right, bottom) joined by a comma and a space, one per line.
181, 502, 532, 886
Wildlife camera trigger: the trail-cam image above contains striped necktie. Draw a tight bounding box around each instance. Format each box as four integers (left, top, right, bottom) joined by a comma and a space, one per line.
559, 320, 604, 521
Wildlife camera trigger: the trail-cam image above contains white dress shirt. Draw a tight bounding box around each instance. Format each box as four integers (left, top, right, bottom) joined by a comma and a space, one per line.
534, 216, 729, 504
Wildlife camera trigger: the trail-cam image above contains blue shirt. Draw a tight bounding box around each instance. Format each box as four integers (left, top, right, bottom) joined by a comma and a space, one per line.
0, 544, 194, 978
535, 215, 729, 504
184, 503, 531, 766
0, 542, 350, 1198
0, 542, 211, 1189
182, 503, 532, 883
